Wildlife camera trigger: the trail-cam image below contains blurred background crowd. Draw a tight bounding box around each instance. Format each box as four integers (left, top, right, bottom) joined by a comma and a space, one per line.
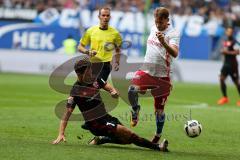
0, 0, 240, 60
0, 0, 240, 27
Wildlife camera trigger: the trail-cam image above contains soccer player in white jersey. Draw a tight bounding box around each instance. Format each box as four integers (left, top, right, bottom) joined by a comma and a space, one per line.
128, 7, 180, 144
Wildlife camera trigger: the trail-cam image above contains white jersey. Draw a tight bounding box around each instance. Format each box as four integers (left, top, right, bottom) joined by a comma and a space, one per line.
142, 25, 180, 77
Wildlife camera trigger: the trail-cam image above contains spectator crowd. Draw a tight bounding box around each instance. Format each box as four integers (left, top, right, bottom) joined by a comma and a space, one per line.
0, 0, 239, 26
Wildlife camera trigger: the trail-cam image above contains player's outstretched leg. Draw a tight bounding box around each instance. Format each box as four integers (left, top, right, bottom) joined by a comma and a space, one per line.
89, 125, 169, 152
88, 136, 124, 145
116, 125, 168, 151
128, 85, 141, 127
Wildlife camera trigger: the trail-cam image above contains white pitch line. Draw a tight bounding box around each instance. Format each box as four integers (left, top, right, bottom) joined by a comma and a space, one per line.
170, 103, 240, 112
181, 103, 209, 109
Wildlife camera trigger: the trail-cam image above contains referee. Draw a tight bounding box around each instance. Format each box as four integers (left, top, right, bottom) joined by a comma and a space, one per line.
78, 6, 122, 97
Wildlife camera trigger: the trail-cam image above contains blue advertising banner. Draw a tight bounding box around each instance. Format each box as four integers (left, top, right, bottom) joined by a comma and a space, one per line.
0, 22, 80, 51
0, 22, 143, 56
179, 35, 212, 60
0, 20, 228, 60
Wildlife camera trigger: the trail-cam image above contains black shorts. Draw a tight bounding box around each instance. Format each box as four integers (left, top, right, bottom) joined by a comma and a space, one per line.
221, 63, 239, 80
86, 114, 122, 137
91, 62, 112, 88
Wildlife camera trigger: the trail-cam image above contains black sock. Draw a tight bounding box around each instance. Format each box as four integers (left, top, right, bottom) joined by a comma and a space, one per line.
156, 112, 165, 135
128, 86, 139, 111
220, 80, 227, 97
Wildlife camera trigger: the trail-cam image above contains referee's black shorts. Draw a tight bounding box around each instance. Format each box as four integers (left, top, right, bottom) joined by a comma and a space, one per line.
91, 62, 112, 88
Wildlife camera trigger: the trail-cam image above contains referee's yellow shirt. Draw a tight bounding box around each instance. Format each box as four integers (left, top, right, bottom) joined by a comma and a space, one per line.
80, 25, 122, 63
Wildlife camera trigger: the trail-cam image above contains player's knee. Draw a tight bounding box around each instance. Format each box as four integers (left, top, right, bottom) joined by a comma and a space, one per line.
219, 75, 225, 82
128, 133, 139, 144
155, 110, 165, 122
155, 109, 164, 114
129, 85, 146, 95
66, 96, 75, 110
115, 125, 132, 144
128, 85, 137, 93
220, 78, 225, 84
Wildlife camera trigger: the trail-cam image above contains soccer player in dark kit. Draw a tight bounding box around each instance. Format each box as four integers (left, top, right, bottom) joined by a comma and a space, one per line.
217, 27, 240, 106
52, 56, 169, 152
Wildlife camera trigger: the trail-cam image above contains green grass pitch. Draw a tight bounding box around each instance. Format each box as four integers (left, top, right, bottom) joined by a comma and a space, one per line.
1, 73, 240, 160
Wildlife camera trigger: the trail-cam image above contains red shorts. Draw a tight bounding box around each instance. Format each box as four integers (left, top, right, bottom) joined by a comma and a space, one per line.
131, 70, 172, 110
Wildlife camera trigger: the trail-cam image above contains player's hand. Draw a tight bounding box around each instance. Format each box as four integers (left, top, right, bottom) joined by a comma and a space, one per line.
110, 89, 119, 98
89, 50, 97, 57
156, 32, 166, 45
52, 134, 66, 144
113, 62, 119, 71
221, 48, 228, 54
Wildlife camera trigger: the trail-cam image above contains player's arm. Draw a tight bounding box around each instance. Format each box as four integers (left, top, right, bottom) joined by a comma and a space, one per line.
113, 32, 122, 71
78, 43, 97, 57
52, 105, 74, 144
156, 32, 179, 58
222, 50, 239, 55
78, 28, 97, 57
221, 44, 240, 55
113, 47, 121, 71
222, 41, 240, 55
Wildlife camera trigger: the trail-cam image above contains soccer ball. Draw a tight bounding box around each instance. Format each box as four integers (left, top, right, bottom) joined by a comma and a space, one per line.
184, 120, 202, 138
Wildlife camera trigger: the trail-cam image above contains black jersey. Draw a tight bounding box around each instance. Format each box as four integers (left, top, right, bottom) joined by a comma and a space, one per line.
68, 81, 122, 136
222, 37, 237, 64
220, 36, 239, 79
69, 81, 108, 122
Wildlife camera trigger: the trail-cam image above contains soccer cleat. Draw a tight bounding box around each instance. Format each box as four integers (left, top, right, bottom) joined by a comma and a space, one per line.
237, 100, 240, 106
151, 135, 161, 144
81, 123, 90, 130
159, 139, 169, 152
217, 97, 229, 105
130, 105, 140, 127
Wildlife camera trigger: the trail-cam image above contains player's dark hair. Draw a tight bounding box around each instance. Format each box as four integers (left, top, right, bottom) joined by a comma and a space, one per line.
98, 6, 111, 16
154, 7, 169, 19
74, 56, 91, 74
